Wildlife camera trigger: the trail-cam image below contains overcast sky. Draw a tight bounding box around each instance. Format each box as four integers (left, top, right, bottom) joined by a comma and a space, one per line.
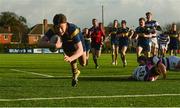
1, 0, 180, 29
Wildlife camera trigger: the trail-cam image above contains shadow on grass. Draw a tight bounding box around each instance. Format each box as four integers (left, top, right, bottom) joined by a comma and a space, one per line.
79, 76, 133, 82
20, 75, 180, 82
21, 76, 135, 82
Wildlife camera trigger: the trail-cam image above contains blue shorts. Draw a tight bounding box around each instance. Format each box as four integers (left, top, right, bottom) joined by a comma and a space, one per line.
169, 42, 178, 50
138, 40, 150, 52
91, 43, 101, 50
119, 38, 129, 47
169, 38, 179, 50
85, 40, 91, 51
111, 39, 119, 45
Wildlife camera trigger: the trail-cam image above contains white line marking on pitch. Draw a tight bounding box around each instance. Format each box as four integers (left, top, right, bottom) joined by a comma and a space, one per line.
0, 94, 180, 102
9, 69, 130, 78
10, 69, 54, 78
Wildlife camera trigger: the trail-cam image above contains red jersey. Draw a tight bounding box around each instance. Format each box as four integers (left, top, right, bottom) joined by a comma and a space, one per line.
89, 26, 104, 45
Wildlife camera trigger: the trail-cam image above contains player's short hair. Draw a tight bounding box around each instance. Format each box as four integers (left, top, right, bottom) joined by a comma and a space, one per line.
83, 28, 88, 30
92, 18, 97, 22
146, 12, 152, 16
53, 14, 67, 25
114, 19, 118, 23
121, 20, 126, 24
172, 23, 176, 26
139, 17, 145, 21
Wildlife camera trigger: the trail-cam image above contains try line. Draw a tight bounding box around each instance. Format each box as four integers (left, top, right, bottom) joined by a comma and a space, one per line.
10, 69, 130, 78
0, 94, 180, 102
10, 69, 54, 78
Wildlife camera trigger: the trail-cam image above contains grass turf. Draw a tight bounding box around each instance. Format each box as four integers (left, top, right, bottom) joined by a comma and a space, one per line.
0, 53, 180, 107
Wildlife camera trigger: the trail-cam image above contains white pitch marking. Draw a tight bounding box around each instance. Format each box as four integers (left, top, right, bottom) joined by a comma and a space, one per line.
10, 69, 54, 78
8, 70, 130, 78
0, 94, 180, 102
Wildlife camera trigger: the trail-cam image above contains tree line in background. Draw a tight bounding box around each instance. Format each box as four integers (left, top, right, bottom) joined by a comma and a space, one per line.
0, 11, 29, 43
0, 11, 179, 53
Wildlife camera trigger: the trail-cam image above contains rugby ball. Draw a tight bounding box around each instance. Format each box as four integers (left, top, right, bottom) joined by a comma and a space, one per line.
49, 35, 60, 52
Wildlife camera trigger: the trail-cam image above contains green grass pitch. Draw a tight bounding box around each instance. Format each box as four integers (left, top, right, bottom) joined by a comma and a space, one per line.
0, 53, 180, 107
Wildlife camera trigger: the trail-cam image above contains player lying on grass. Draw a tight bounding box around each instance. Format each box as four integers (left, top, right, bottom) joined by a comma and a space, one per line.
38, 13, 86, 87
129, 55, 167, 81
138, 55, 180, 71
130, 64, 166, 81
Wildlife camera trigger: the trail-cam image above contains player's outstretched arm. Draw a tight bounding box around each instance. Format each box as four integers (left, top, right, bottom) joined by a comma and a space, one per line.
64, 41, 83, 63
38, 36, 62, 49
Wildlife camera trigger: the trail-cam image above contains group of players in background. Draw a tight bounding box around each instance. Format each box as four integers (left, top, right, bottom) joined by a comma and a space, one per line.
83, 12, 180, 68
38, 12, 180, 87
83, 12, 180, 82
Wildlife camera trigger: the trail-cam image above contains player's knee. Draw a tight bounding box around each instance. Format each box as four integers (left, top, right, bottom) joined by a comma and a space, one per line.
121, 51, 126, 56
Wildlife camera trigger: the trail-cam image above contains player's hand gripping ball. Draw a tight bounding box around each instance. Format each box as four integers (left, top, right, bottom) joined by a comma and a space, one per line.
49, 35, 60, 52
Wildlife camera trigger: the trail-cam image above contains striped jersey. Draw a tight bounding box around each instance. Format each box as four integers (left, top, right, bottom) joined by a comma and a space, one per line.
158, 34, 170, 45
